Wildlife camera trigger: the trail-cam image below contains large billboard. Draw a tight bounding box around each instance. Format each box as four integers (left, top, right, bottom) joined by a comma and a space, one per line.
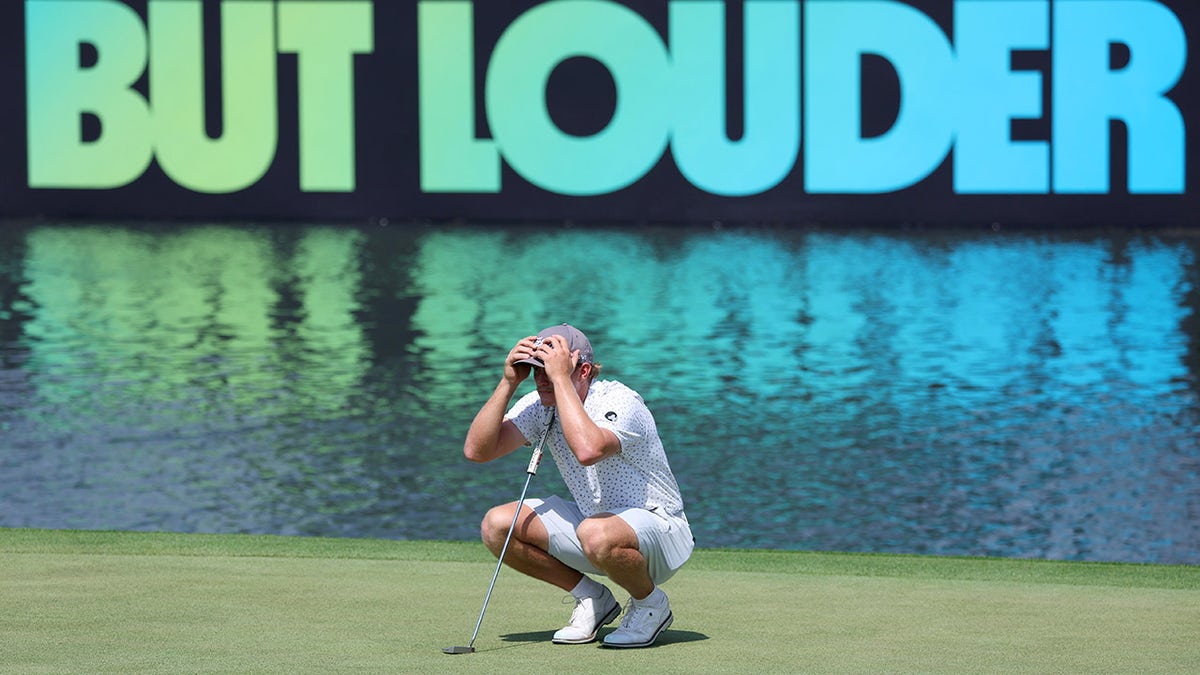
2, 0, 1197, 226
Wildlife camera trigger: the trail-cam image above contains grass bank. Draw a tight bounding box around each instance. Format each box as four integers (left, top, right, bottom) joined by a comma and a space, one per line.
3, 529, 1197, 673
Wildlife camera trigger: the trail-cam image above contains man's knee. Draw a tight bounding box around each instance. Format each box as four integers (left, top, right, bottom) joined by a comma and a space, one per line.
481, 503, 545, 551
480, 504, 513, 548
577, 515, 637, 561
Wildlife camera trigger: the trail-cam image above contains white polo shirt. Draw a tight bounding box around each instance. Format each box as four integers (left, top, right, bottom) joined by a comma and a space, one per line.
506, 379, 686, 519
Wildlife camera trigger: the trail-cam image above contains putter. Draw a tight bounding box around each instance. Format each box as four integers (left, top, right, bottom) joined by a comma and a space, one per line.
443, 410, 556, 655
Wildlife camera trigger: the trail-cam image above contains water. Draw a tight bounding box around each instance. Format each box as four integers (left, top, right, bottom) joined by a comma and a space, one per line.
1, 222, 1197, 564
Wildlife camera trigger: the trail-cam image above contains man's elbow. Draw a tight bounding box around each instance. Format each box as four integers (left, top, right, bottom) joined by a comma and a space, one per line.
575, 433, 620, 466
575, 444, 610, 466
463, 443, 491, 463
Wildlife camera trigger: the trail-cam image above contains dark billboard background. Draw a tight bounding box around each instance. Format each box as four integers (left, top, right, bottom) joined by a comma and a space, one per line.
2, 0, 1198, 227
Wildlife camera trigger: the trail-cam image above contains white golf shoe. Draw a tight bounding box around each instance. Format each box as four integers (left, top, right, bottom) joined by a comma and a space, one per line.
552, 585, 620, 644
602, 591, 673, 648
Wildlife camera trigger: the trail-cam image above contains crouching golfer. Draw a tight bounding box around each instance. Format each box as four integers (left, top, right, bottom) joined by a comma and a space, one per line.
464, 323, 694, 648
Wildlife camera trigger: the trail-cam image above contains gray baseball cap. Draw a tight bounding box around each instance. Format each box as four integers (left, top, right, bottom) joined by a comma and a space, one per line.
515, 323, 594, 368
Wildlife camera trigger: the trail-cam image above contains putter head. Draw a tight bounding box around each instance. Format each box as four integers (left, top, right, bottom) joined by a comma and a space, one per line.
443, 646, 474, 654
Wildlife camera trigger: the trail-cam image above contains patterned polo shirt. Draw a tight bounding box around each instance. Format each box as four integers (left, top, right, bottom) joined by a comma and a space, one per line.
506, 379, 686, 519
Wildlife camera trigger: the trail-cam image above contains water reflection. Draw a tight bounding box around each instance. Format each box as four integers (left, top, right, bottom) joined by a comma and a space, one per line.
0, 222, 1197, 563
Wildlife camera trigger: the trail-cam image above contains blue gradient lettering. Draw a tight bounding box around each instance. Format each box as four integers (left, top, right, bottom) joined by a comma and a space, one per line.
417, 0, 1187, 198
486, 0, 671, 195
27, 0, 1188, 198
954, 1, 1050, 193
1054, 0, 1187, 193
804, 1, 955, 193
669, 1, 801, 196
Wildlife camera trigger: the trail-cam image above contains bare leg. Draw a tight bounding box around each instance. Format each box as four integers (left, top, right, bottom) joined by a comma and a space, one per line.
575, 514, 654, 600
481, 501, 583, 592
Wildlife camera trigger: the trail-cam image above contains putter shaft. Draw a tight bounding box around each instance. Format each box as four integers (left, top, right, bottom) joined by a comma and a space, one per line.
445, 410, 556, 654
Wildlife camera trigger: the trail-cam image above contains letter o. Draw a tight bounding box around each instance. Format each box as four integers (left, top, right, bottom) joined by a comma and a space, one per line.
486, 0, 671, 195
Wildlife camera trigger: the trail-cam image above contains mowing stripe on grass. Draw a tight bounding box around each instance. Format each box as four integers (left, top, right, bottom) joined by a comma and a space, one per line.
4, 529, 1195, 589
3, 529, 1197, 673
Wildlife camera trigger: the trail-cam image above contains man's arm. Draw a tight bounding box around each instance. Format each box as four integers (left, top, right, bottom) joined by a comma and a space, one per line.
538, 334, 621, 466
463, 336, 539, 462
554, 382, 620, 466
463, 379, 528, 463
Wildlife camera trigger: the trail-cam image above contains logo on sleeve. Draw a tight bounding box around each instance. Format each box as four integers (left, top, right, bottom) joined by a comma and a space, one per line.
605, 411, 618, 422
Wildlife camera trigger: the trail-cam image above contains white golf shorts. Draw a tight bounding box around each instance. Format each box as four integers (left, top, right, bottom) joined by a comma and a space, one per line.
526, 495, 694, 585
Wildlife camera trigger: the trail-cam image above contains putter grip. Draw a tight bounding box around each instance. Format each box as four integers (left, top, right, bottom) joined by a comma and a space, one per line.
526, 412, 555, 475
526, 445, 543, 475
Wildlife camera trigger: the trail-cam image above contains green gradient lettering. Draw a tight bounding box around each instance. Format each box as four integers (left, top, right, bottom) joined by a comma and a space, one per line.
669, 0, 800, 196
486, 0, 671, 195
25, 0, 153, 188
149, 0, 277, 193
25, 0, 1190, 200
278, 1, 374, 192
25, 0, 371, 194
417, 1, 499, 192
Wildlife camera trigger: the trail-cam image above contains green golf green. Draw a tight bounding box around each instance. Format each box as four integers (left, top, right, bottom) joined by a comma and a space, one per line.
3, 529, 1197, 673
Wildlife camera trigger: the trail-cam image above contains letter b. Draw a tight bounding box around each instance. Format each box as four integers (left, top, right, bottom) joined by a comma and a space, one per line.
25, 0, 154, 188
